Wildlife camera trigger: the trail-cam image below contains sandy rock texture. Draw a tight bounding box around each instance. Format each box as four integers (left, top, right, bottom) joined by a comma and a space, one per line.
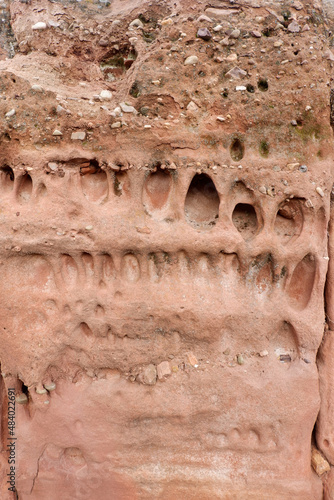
0, 0, 333, 498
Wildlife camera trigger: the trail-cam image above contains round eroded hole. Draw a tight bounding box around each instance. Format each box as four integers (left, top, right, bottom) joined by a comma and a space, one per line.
185, 174, 220, 230
232, 203, 258, 239
258, 78, 268, 91
230, 138, 244, 161
259, 140, 269, 157
274, 199, 303, 243
143, 168, 172, 211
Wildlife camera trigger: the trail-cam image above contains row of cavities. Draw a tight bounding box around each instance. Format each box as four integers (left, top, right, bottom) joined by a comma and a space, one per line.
24, 250, 316, 310
0, 164, 307, 243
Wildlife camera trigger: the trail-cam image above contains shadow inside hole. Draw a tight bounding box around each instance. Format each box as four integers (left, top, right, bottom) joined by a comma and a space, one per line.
246, 84, 255, 93
258, 78, 268, 91
18, 173, 32, 202
185, 174, 220, 230
0, 165, 14, 190
259, 140, 269, 157
81, 160, 108, 202
232, 203, 258, 239
230, 138, 244, 161
114, 171, 129, 196
100, 45, 137, 81
274, 199, 303, 244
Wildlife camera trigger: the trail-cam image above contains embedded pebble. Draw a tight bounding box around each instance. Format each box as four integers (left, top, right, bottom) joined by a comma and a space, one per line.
251, 30, 261, 38
111, 121, 121, 129
161, 18, 173, 26
31, 84, 43, 92
197, 27, 211, 41
5, 109, 15, 118
44, 382, 56, 391
235, 86, 246, 91
197, 14, 213, 22
184, 55, 199, 65
237, 354, 244, 365
259, 186, 267, 194
274, 40, 283, 48
52, 130, 62, 136
187, 352, 198, 367
323, 49, 334, 61
71, 131, 86, 140
288, 20, 300, 33
32, 22, 47, 30
311, 447, 330, 476
36, 385, 47, 395
187, 101, 199, 112
213, 24, 223, 32
16, 393, 28, 404
129, 19, 143, 28
226, 66, 247, 79
100, 90, 112, 101
157, 361, 172, 380
226, 53, 238, 62
138, 364, 157, 385
230, 29, 240, 39
316, 186, 324, 197
120, 102, 137, 114
299, 165, 307, 173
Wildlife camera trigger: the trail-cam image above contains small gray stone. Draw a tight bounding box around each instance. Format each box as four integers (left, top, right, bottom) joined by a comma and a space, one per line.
299, 165, 307, 173
140, 364, 157, 385
120, 102, 137, 113
197, 27, 211, 41
226, 66, 247, 79
288, 20, 300, 33
157, 361, 172, 380
230, 28, 240, 39
129, 18, 143, 28
71, 131, 86, 140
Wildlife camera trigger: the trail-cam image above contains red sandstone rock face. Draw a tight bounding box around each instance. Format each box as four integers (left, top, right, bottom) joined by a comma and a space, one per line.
0, 0, 333, 498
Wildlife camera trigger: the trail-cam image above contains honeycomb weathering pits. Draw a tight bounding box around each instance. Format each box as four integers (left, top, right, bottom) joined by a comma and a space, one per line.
0, 0, 333, 498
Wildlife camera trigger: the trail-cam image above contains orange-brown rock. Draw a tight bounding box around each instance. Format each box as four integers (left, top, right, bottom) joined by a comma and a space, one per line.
0, 0, 333, 498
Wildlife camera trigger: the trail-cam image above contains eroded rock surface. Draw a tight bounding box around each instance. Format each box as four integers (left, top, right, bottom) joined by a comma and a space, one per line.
0, 0, 333, 498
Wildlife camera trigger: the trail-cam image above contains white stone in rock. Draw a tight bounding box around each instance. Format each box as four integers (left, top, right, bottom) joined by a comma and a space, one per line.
52, 130, 62, 136
32, 22, 47, 30
187, 101, 198, 112
71, 131, 86, 140
100, 90, 112, 101
5, 109, 15, 118
120, 102, 137, 114
184, 55, 199, 65
129, 18, 143, 28
31, 84, 43, 92
111, 121, 121, 128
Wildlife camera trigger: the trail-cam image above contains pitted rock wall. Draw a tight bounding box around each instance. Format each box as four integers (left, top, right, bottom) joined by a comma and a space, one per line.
0, 0, 333, 498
